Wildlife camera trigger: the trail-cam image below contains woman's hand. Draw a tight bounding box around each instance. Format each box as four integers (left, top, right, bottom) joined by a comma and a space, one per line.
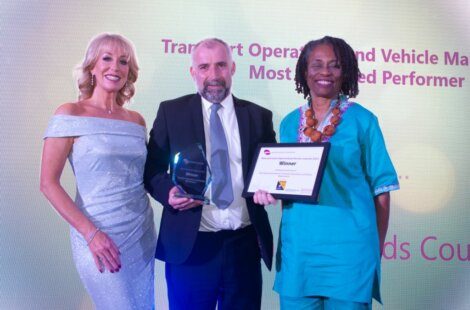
41, 133, 123, 273
87, 230, 121, 273
253, 190, 278, 206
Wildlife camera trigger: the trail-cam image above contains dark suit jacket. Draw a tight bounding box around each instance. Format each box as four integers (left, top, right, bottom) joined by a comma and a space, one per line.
144, 93, 276, 270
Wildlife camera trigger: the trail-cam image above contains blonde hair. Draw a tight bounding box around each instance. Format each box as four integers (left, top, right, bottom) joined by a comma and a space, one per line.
75, 33, 139, 106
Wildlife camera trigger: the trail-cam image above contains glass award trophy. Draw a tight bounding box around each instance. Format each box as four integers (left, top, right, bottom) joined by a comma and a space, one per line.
172, 143, 211, 204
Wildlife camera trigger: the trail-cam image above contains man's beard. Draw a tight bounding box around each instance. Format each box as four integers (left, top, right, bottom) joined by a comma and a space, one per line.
200, 79, 230, 103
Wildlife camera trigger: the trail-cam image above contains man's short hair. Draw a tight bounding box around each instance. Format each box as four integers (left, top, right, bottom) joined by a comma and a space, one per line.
191, 38, 232, 65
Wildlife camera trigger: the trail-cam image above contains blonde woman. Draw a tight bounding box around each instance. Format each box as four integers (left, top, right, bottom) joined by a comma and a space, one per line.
40, 33, 156, 309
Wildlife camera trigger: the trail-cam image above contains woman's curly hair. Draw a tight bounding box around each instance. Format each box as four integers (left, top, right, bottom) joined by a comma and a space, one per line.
295, 36, 360, 99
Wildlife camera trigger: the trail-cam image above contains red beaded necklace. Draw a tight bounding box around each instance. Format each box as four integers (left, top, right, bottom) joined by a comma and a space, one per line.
303, 97, 342, 142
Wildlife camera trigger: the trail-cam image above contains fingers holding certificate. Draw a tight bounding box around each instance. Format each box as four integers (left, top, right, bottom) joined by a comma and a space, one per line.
243, 143, 330, 203
253, 190, 277, 206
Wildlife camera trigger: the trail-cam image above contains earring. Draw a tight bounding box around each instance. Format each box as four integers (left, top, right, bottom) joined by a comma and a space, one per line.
90, 74, 95, 86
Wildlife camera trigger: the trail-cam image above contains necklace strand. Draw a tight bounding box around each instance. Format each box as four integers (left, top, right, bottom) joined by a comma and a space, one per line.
303, 96, 342, 142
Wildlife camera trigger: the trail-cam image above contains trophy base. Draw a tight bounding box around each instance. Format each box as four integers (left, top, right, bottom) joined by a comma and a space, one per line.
174, 192, 210, 205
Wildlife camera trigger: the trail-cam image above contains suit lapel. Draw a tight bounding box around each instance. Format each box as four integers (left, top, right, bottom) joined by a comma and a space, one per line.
234, 96, 250, 180
189, 94, 206, 152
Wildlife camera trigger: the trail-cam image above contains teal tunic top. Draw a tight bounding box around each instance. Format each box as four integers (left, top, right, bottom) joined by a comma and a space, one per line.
273, 98, 399, 303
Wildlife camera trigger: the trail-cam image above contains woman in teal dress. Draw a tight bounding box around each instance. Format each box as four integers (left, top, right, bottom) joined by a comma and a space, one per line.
40, 34, 156, 309
254, 36, 399, 309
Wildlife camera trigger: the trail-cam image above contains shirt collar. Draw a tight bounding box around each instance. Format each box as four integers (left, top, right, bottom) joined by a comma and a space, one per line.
201, 92, 234, 114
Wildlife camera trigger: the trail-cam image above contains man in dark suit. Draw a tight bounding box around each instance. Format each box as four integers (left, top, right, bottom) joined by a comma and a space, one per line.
144, 38, 276, 310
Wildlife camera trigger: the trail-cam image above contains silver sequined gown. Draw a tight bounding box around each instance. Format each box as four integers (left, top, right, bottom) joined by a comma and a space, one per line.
44, 115, 157, 310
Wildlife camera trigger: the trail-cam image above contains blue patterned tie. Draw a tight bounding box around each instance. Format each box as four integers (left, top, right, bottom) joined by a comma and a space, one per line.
210, 103, 234, 209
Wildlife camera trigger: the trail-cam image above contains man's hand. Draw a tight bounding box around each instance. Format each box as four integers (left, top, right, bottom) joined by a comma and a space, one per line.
168, 186, 203, 211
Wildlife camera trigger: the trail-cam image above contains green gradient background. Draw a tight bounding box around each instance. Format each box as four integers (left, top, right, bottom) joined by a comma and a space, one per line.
1, 1, 468, 309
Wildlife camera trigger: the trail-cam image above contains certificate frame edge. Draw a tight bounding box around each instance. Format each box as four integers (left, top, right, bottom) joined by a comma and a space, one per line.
242, 142, 330, 203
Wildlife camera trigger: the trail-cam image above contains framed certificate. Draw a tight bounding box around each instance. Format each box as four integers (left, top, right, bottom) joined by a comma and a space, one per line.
242, 143, 330, 203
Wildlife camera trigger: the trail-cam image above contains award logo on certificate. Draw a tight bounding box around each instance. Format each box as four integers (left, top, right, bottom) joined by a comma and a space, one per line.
242, 143, 330, 203
172, 143, 211, 204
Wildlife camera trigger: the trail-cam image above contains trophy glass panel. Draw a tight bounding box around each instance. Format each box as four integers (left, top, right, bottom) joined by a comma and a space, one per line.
172, 143, 211, 203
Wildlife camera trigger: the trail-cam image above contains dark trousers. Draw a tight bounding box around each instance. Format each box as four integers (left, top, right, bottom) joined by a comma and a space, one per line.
165, 225, 262, 310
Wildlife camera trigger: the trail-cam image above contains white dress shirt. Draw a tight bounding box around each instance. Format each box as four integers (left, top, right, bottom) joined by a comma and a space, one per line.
199, 94, 251, 232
